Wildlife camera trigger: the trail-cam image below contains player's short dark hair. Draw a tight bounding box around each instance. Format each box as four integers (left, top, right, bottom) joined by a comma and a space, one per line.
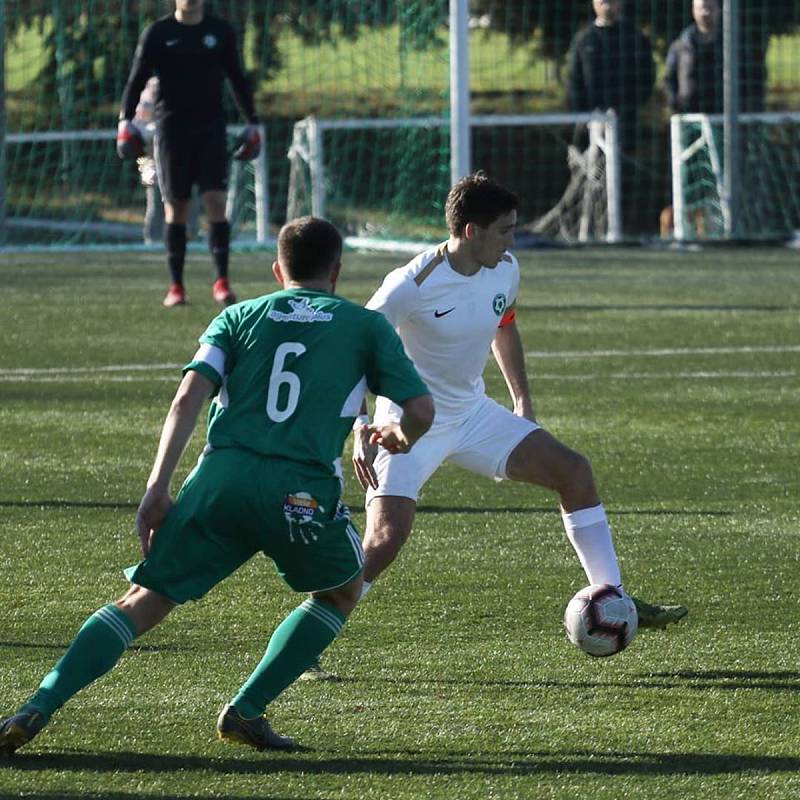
277, 216, 343, 281
445, 171, 519, 237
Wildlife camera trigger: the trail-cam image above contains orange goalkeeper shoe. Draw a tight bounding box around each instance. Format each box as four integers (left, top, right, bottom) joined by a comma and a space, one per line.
212, 278, 237, 306
162, 283, 186, 308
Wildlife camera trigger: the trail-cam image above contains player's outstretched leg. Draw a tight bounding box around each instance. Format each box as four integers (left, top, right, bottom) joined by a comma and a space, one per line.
0, 603, 139, 755
209, 221, 236, 306
506, 430, 690, 630
219, 581, 360, 751
0, 588, 173, 755
220, 598, 345, 750
202, 187, 236, 307
630, 595, 689, 629
164, 222, 188, 307
299, 497, 414, 681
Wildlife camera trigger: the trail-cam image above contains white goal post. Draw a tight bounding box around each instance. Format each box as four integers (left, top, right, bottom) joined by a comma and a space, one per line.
4, 124, 270, 245
670, 111, 800, 242
287, 111, 622, 245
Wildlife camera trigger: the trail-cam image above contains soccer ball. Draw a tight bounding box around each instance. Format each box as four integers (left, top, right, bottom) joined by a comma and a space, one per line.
563, 584, 638, 657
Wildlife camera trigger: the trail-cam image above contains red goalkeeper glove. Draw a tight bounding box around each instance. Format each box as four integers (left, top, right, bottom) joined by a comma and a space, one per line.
233, 124, 261, 161
116, 120, 145, 159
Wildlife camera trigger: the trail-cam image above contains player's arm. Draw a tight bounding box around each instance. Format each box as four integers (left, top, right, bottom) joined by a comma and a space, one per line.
221, 25, 258, 124
352, 392, 434, 490
351, 398, 376, 490
119, 26, 156, 123
220, 26, 261, 160
664, 43, 680, 111
134, 370, 216, 556
369, 395, 434, 455
117, 26, 156, 157
352, 306, 433, 489
491, 314, 536, 422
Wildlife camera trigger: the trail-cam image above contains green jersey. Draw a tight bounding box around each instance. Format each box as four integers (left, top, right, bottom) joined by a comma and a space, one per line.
184, 288, 429, 478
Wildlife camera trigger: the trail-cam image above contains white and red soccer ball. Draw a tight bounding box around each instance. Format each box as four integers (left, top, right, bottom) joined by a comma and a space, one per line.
564, 584, 638, 657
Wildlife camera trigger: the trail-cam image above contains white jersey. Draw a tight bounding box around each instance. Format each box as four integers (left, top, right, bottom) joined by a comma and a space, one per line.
367, 243, 520, 422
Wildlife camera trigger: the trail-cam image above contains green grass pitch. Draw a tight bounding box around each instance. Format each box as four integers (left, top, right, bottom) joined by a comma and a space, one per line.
0, 245, 798, 799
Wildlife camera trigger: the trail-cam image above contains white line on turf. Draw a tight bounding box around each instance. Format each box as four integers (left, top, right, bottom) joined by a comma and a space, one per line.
0, 375, 180, 383
0, 345, 797, 382
525, 345, 800, 359
0, 371, 795, 384
0, 363, 181, 376
535, 370, 797, 380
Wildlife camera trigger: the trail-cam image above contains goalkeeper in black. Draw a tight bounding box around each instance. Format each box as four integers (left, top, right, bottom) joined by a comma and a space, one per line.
118, 0, 261, 307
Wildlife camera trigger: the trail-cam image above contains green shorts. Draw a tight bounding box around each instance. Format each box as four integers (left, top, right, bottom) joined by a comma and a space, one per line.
124, 447, 363, 603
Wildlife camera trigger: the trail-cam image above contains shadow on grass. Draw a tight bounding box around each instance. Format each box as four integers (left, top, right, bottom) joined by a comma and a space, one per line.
4, 748, 799, 779
353, 670, 800, 693
641, 669, 800, 691
0, 500, 733, 518
0, 500, 137, 510
0, 796, 299, 800
0, 794, 304, 800
0, 641, 184, 653
521, 303, 796, 313
416, 505, 733, 517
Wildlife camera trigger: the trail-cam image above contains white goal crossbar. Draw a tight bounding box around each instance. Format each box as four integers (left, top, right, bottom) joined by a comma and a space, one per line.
3, 125, 270, 244
670, 111, 800, 241
288, 111, 622, 244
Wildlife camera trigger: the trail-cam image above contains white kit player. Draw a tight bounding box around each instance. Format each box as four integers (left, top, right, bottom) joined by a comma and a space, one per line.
344, 172, 688, 637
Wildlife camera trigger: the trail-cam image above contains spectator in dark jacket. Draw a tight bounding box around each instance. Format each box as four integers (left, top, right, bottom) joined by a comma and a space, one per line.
567, 0, 655, 152
665, 0, 723, 114
665, 0, 765, 115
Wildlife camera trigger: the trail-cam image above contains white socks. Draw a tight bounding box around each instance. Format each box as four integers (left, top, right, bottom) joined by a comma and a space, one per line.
561, 504, 622, 587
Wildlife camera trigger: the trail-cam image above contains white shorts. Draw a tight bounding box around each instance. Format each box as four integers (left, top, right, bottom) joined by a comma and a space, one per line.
366, 396, 540, 505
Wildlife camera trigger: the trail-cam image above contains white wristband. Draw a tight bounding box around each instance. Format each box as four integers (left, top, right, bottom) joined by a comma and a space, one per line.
352, 414, 370, 431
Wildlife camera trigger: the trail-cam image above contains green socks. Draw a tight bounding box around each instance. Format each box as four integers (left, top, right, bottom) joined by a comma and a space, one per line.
232, 598, 345, 718
21, 598, 344, 724
25, 604, 137, 721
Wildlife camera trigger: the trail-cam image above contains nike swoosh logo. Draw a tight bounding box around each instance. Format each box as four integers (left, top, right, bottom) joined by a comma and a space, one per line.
166, 39, 179, 46
434, 307, 455, 318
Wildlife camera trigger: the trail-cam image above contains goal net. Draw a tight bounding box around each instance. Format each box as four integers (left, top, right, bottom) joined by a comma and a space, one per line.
0, 1, 634, 249
3, 1, 799, 249
671, 112, 800, 242
4, 126, 268, 248
2, 0, 455, 250
287, 111, 622, 247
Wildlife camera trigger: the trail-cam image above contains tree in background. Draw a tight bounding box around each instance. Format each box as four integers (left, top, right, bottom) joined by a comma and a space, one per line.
7, 0, 798, 129
4, 0, 447, 129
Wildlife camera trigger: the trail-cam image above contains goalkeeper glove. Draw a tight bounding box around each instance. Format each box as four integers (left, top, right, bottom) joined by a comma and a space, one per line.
116, 120, 145, 159
233, 124, 261, 161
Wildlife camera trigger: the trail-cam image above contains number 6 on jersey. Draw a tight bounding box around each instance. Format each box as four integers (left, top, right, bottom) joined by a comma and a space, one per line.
266, 342, 306, 422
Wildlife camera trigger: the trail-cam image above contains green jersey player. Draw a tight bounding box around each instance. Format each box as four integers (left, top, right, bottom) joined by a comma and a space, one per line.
0, 217, 433, 756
